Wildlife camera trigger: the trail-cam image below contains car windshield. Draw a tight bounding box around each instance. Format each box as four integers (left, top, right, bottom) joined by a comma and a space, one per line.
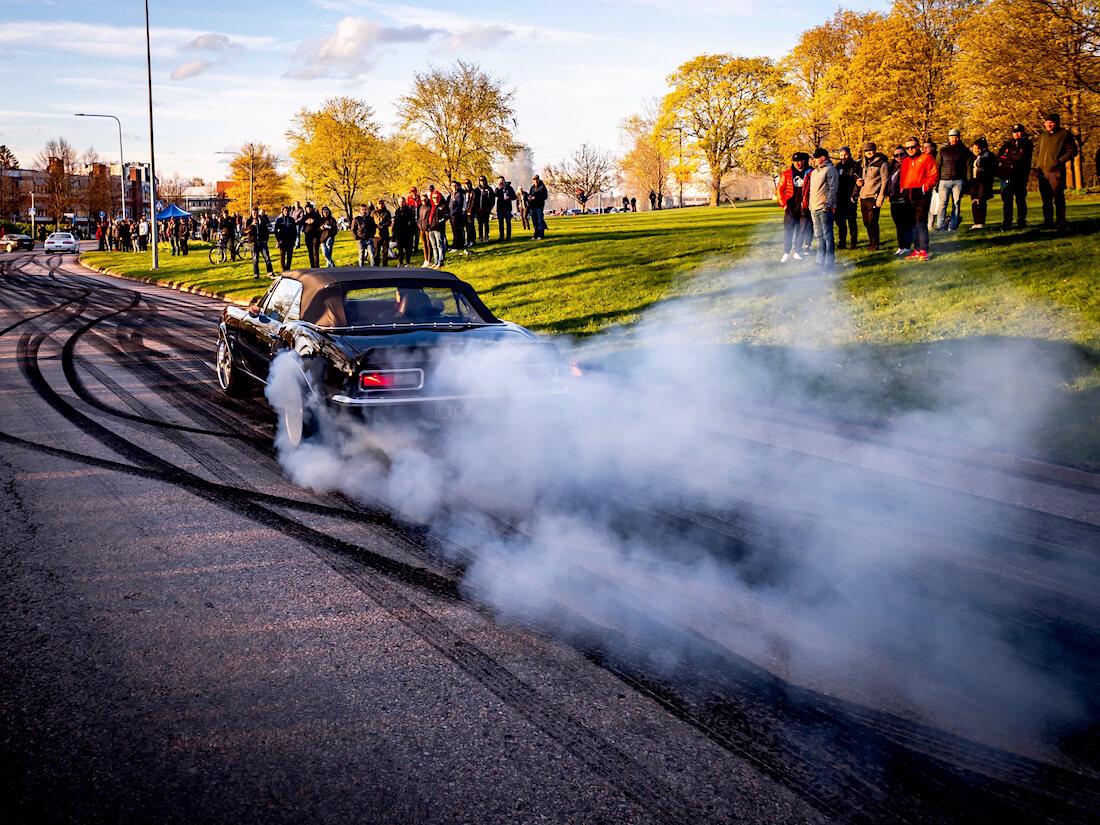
342, 285, 492, 326
48, 233, 73, 240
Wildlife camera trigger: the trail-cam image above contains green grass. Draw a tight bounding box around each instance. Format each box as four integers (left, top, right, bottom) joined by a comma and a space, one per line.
81, 196, 1100, 467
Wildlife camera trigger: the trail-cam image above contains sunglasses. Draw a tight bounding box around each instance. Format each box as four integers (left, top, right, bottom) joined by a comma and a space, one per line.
904, 145, 919, 150
894, 153, 905, 158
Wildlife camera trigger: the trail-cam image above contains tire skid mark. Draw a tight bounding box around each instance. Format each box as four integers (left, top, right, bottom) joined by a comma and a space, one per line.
6, 276, 699, 824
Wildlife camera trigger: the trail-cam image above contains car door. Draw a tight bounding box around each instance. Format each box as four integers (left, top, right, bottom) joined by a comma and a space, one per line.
236, 276, 303, 381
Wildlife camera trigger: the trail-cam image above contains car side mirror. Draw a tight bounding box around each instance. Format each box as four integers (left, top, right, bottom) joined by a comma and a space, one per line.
266, 309, 281, 323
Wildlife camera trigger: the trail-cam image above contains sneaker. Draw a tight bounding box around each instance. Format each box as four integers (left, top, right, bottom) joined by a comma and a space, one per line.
969, 224, 984, 230
894, 248, 910, 256
917, 250, 929, 260
905, 250, 922, 260
780, 253, 790, 263
792, 252, 802, 260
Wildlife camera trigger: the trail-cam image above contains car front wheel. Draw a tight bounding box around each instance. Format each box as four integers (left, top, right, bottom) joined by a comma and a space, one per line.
215, 335, 252, 397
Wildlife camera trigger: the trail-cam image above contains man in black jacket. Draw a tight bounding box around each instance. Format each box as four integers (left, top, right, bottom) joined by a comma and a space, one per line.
528, 175, 548, 240
273, 206, 297, 271
351, 203, 377, 266
834, 146, 860, 249
997, 124, 1034, 229
373, 200, 391, 266
494, 176, 517, 241
301, 202, 322, 268
472, 176, 494, 242
245, 206, 273, 278
936, 128, 971, 231
1034, 113, 1078, 230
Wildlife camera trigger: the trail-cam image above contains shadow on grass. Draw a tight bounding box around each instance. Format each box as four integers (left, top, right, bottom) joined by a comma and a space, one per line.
584, 335, 1100, 469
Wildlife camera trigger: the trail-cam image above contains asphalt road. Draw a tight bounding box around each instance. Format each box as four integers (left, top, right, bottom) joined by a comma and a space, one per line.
1, 247, 1098, 824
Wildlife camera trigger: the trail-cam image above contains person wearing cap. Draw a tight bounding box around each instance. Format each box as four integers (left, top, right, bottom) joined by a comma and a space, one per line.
1034, 112, 1078, 229
935, 128, 971, 231
899, 136, 939, 260
857, 142, 889, 252
775, 151, 812, 262
885, 145, 911, 255
997, 125, 1034, 229
808, 148, 838, 268
835, 146, 861, 249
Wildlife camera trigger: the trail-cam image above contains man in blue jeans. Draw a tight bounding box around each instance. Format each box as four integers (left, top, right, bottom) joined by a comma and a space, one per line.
808, 148, 838, 269
527, 174, 548, 240
936, 128, 971, 231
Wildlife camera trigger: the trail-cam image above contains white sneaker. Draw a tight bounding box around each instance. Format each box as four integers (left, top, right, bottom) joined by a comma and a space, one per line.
792, 252, 802, 260
970, 224, 984, 230
780, 253, 790, 263
894, 248, 910, 256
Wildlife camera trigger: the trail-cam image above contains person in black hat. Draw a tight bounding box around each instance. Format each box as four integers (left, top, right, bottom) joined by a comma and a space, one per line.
775, 151, 812, 261
835, 145, 860, 248
996, 124, 1034, 229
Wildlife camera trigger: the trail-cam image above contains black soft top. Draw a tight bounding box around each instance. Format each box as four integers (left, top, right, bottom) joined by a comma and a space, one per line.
283, 266, 497, 327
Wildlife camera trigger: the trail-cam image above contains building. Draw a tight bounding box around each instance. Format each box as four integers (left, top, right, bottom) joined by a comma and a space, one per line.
182, 182, 232, 215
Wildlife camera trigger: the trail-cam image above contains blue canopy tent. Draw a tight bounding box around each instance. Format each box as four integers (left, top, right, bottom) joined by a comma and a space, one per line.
156, 204, 191, 220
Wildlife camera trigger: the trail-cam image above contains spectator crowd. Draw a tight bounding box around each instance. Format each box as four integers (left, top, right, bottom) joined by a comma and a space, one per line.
774, 114, 1080, 268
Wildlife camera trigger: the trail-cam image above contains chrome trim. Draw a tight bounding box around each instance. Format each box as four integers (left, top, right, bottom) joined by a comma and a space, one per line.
331, 387, 565, 407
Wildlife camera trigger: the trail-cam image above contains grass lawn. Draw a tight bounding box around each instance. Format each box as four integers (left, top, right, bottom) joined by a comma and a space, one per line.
80, 195, 1100, 468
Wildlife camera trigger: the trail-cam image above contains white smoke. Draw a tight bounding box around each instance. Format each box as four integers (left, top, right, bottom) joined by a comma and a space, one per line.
263, 264, 1092, 752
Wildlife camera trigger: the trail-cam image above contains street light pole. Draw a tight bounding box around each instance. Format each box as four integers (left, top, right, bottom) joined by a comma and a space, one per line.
74, 113, 126, 220
144, 0, 159, 269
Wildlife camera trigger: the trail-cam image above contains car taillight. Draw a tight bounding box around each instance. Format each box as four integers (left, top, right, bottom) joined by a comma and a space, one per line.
359, 369, 423, 391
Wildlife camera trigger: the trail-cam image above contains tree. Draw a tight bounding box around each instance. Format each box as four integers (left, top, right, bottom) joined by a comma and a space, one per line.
661, 54, 782, 205
226, 143, 288, 214
618, 108, 672, 206
397, 60, 522, 187
743, 11, 876, 173
288, 96, 384, 220
955, 0, 1098, 186
35, 137, 78, 227
0, 145, 19, 223
158, 171, 187, 207
544, 144, 619, 206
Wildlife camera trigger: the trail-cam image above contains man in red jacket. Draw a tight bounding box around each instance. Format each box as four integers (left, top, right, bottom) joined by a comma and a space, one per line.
898, 137, 939, 260
775, 152, 811, 262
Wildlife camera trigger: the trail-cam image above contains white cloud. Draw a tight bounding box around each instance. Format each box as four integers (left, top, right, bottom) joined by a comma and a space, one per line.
286, 16, 442, 79
441, 24, 512, 50
170, 60, 214, 80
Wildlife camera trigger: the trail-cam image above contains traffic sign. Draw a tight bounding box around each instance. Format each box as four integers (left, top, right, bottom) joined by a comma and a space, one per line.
99, 211, 105, 218
28, 207, 35, 217
155, 200, 164, 211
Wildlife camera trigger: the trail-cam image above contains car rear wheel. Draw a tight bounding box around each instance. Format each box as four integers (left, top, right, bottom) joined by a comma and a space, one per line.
215, 335, 252, 397
280, 374, 318, 448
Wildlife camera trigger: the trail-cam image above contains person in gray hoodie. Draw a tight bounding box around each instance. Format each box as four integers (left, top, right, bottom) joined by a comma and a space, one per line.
857, 142, 889, 252
808, 148, 838, 268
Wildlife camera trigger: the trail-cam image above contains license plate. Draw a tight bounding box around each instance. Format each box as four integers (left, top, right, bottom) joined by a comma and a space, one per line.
435, 402, 470, 419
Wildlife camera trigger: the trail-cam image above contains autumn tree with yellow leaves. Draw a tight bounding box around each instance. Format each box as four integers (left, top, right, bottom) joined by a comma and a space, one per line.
226, 142, 288, 215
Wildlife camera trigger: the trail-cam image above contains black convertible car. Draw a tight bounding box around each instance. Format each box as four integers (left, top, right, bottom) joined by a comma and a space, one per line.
216, 267, 564, 445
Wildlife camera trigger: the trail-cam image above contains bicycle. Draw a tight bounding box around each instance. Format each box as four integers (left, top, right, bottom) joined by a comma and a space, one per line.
208, 238, 252, 265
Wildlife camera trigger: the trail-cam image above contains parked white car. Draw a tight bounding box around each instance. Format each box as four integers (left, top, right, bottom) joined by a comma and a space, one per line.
44, 232, 79, 253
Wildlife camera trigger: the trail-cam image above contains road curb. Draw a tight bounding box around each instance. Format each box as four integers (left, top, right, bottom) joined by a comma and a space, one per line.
77, 257, 251, 307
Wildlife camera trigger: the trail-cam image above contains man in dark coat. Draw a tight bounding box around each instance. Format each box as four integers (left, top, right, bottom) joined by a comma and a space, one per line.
494, 176, 517, 241
936, 128, 972, 231
301, 202, 322, 268
996, 124, 1034, 229
351, 203, 377, 266
527, 175, 548, 240
245, 206, 273, 277
1034, 112, 1078, 229
834, 146, 860, 249
449, 181, 467, 254
373, 200, 392, 266
472, 176, 494, 242
274, 206, 297, 271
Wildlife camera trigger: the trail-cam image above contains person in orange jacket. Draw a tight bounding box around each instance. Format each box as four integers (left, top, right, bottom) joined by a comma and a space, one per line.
775, 152, 812, 262
898, 137, 939, 260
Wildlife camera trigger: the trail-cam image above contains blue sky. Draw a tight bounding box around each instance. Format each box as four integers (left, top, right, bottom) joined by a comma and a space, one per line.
0, 0, 888, 184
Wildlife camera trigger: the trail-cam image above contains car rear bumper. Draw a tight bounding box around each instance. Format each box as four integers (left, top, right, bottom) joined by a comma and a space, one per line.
330, 387, 565, 407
